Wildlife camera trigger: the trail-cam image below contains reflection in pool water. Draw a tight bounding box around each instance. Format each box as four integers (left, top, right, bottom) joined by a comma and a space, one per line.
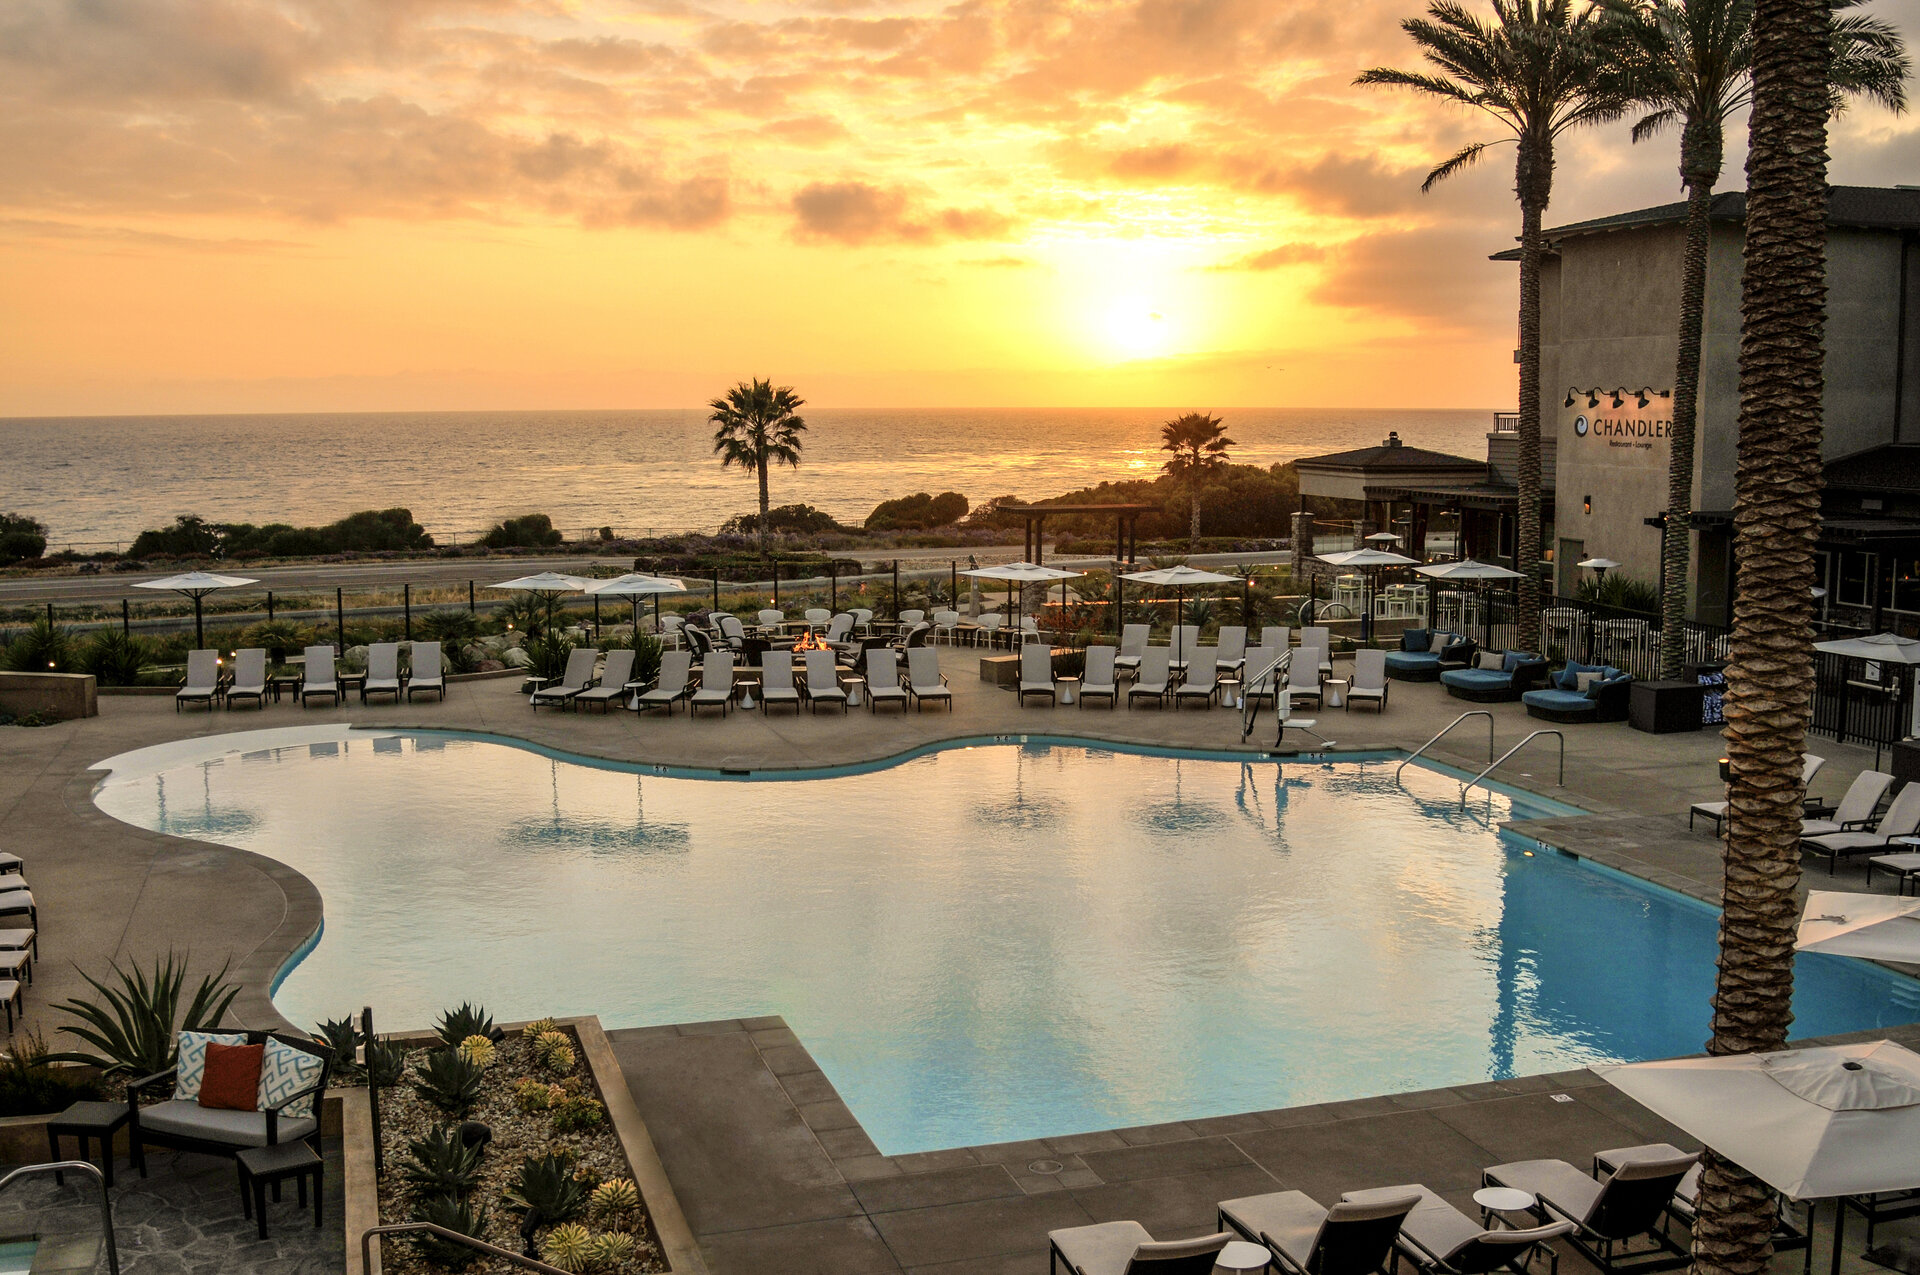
94, 728, 1920, 1154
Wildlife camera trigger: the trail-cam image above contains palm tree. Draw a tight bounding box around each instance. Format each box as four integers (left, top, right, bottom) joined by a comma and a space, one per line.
1609, 0, 1906, 680
1359, 1, 1635, 647
709, 379, 808, 558
1693, 0, 1859, 1267
1160, 413, 1235, 545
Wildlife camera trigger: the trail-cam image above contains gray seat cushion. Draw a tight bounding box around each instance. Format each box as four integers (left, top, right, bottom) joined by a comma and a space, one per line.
1483, 1158, 1602, 1225
1219, 1189, 1326, 1266
139, 1099, 317, 1148
1050, 1219, 1153, 1274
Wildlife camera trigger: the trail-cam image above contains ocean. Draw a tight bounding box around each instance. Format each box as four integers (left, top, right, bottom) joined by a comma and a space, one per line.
4, 407, 1496, 550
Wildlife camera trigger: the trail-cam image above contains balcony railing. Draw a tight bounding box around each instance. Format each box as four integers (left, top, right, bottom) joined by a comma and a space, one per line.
1492, 412, 1520, 433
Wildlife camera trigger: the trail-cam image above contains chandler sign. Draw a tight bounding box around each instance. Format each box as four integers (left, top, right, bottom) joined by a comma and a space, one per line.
1565, 402, 1673, 469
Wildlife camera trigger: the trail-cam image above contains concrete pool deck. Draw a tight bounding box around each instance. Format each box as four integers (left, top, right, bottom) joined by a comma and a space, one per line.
3, 652, 1915, 1272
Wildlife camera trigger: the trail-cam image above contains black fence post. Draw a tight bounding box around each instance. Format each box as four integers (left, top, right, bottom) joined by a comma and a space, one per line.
122, 599, 130, 636
592, 594, 600, 633
404, 584, 412, 641
336, 587, 345, 654
830, 565, 838, 613
267, 590, 275, 621
892, 560, 900, 619
772, 560, 780, 608
712, 577, 720, 610
45, 601, 53, 628
361, 1006, 383, 1179
468, 580, 476, 614
951, 561, 958, 609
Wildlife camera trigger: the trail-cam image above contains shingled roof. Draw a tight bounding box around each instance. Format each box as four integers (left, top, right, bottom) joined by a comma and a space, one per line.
1294, 432, 1485, 472
1490, 186, 1920, 259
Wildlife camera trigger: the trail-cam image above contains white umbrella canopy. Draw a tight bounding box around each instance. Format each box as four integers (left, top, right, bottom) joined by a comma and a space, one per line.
490, 572, 591, 635
1814, 633, 1920, 663
1364, 531, 1402, 544
1414, 560, 1526, 582
134, 571, 259, 649
1316, 548, 1419, 569
1594, 1040, 1920, 1201
1577, 557, 1623, 571
1798, 891, 1920, 962
587, 573, 688, 633
1120, 565, 1239, 661
961, 562, 1083, 637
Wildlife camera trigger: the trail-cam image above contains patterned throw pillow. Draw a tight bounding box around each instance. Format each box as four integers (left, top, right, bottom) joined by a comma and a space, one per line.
257, 1038, 326, 1121
175, 1031, 249, 1101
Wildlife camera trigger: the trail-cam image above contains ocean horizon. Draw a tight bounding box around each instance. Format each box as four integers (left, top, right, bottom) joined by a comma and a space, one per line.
6, 407, 1499, 549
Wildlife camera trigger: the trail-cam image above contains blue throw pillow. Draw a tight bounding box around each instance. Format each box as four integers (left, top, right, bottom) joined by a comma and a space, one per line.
1502, 650, 1527, 673
1403, 629, 1431, 653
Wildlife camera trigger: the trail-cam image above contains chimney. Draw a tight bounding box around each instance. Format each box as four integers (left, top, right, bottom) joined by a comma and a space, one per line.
1384, 431, 1403, 448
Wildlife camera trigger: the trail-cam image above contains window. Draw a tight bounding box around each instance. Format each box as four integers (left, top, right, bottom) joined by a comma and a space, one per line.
1892, 556, 1920, 614
1839, 550, 1873, 608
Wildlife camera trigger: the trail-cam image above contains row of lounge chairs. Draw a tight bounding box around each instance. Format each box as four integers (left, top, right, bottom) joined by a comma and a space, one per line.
175, 644, 446, 710
1689, 759, 1920, 879
1050, 1146, 1701, 1275
0, 855, 35, 1033
528, 646, 955, 715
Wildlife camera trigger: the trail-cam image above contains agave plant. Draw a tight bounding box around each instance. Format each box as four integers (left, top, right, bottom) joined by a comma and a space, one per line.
313, 1016, 362, 1082
412, 1048, 485, 1116
456, 1034, 496, 1068
503, 1151, 589, 1225
400, 1124, 486, 1197
410, 1191, 490, 1271
591, 1231, 638, 1268
589, 1177, 640, 1229
530, 1030, 575, 1075
50, 954, 240, 1074
365, 1036, 407, 1087
434, 1003, 496, 1048
540, 1222, 594, 1273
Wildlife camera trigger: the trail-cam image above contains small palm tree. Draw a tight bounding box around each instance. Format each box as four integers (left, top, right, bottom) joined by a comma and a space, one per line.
1160, 412, 1234, 545
1609, 0, 1907, 679
1359, 0, 1636, 646
709, 379, 808, 558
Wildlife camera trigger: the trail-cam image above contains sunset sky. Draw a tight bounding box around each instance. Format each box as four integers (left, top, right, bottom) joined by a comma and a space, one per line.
5, 0, 1919, 415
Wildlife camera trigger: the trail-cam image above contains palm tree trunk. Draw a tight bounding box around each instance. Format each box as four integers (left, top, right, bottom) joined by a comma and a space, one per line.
1513, 153, 1547, 647
1658, 180, 1714, 680
758, 457, 771, 559
1190, 492, 1202, 545
1692, 0, 1832, 1270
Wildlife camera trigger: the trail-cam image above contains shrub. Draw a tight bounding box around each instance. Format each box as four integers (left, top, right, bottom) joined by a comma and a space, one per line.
238, 620, 315, 664
1578, 571, 1661, 614
865, 491, 968, 531
417, 608, 480, 645
526, 633, 576, 682
631, 633, 663, 686
5, 618, 71, 673
400, 1124, 486, 1196
592, 1231, 638, 1267
499, 595, 546, 639
0, 1031, 104, 1117
504, 1151, 589, 1225
589, 1178, 640, 1229
50, 954, 239, 1074
434, 1003, 496, 1048
513, 1076, 561, 1112
482, 514, 564, 549
365, 1037, 407, 1087
521, 1017, 559, 1040
551, 1094, 605, 1134
410, 1192, 489, 1270
80, 629, 150, 686
720, 504, 851, 537
412, 1048, 486, 1116
0, 514, 48, 565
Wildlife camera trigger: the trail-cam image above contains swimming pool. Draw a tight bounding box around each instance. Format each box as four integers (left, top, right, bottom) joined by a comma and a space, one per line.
94, 727, 1920, 1154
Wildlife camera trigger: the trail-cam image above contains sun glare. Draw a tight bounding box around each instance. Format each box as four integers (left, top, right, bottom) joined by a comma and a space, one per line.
1102, 299, 1171, 360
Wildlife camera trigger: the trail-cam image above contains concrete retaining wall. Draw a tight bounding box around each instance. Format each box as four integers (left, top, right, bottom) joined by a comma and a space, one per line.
0, 671, 97, 720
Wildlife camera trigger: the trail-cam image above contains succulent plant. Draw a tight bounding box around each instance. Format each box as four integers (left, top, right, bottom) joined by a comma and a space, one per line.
531, 1030, 576, 1075
505, 1151, 589, 1225
541, 1222, 594, 1273
589, 1178, 640, 1228
313, 1016, 362, 1082
412, 1047, 485, 1116
365, 1036, 407, 1087
457, 1034, 496, 1068
409, 1191, 489, 1271
522, 1017, 559, 1039
551, 1094, 605, 1134
590, 1230, 638, 1269
434, 1003, 496, 1048
399, 1124, 484, 1197
513, 1076, 559, 1112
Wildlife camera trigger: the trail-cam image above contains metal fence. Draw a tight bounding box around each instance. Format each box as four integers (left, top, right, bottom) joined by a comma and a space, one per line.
1424, 589, 1731, 683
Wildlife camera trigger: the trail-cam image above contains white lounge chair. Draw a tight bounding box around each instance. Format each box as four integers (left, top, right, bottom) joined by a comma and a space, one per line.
177, 650, 220, 712
717, 616, 749, 650
1128, 647, 1172, 708
852, 607, 874, 636
802, 649, 848, 713
362, 643, 403, 704
298, 646, 339, 707
1242, 645, 1282, 706
823, 613, 860, 660
1803, 780, 1920, 874
905, 647, 951, 711
759, 650, 802, 714
1169, 624, 1200, 673
864, 648, 908, 712
1216, 626, 1247, 677
634, 650, 693, 714
1261, 626, 1289, 652
225, 649, 268, 710
575, 649, 636, 713
1081, 646, 1118, 709
1301, 628, 1334, 675
1287, 651, 1324, 709
531, 647, 600, 711
659, 615, 687, 649
1048, 1221, 1232, 1275
1797, 770, 1894, 837
1690, 755, 1826, 833
1113, 623, 1149, 679
1018, 644, 1056, 706
407, 642, 446, 702
1175, 649, 1220, 708
1346, 649, 1389, 712
691, 651, 735, 716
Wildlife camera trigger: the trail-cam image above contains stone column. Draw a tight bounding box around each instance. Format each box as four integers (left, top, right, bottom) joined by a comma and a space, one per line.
1290, 512, 1314, 577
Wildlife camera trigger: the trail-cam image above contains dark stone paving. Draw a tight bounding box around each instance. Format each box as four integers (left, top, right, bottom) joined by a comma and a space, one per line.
0, 1140, 343, 1275
614, 1019, 1920, 1275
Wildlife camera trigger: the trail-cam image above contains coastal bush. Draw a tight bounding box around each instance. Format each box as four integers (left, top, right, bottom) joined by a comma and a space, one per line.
130, 509, 433, 560
0, 513, 47, 565
0, 1031, 104, 1117
238, 619, 314, 664
482, 514, 564, 549
720, 504, 849, 537
81, 629, 151, 686
49, 954, 239, 1075
5, 617, 72, 672
865, 491, 968, 531
129, 515, 222, 559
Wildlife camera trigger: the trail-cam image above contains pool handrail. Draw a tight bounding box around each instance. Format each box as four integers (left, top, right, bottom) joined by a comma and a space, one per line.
1396, 710, 1495, 783
1460, 729, 1565, 805
1240, 648, 1292, 742
0, 1160, 120, 1275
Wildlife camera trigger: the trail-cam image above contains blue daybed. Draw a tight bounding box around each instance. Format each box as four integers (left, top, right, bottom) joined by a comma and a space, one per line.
1521, 660, 1633, 723
1439, 651, 1549, 702
1383, 629, 1475, 682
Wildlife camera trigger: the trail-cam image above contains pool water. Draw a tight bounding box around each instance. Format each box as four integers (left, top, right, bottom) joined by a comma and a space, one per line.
94, 727, 1920, 1154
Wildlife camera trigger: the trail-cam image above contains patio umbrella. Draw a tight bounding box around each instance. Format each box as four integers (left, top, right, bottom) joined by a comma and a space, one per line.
1798, 891, 1920, 962
1415, 559, 1526, 647
1814, 633, 1920, 745
587, 572, 688, 635
133, 571, 258, 650
1318, 548, 1418, 642
1364, 531, 1402, 545
962, 562, 1082, 644
1595, 1040, 1920, 1275
489, 571, 590, 637
1120, 564, 1238, 666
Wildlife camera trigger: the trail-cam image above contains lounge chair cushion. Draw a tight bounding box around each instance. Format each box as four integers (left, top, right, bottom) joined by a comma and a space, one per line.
1441, 669, 1512, 692
138, 1098, 317, 1149
1219, 1189, 1327, 1266
1521, 689, 1597, 717
1384, 651, 1440, 675
1050, 1220, 1153, 1274
1483, 1158, 1604, 1226
1476, 652, 1504, 671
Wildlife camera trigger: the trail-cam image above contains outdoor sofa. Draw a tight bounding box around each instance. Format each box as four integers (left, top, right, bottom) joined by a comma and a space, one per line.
1440, 651, 1549, 702
1385, 629, 1475, 682
129, 1030, 332, 1174
1521, 660, 1633, 723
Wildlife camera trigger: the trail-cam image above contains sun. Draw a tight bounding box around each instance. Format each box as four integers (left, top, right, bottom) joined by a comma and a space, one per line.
1101, 299, 1171, 360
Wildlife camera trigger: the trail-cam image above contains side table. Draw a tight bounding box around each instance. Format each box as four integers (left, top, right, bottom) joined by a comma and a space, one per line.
1057, 676, 1080, 706
49, 1101, 130, 1188
1217, 1238, 1273, 1272
237, 1141, 323, 1239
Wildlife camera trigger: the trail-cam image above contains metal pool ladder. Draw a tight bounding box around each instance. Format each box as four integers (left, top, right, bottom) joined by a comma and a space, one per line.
1459, 730, 1565, 805
1396, 710, 1495, 782
0, 1161, 120, 1275
1239, 648, 1292, 742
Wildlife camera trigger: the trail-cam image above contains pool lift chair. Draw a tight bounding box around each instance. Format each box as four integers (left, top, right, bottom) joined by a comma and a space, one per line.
1239, 649, 1336, 750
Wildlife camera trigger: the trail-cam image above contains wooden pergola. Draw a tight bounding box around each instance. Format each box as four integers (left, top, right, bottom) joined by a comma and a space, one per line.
998, 502, 1155, 565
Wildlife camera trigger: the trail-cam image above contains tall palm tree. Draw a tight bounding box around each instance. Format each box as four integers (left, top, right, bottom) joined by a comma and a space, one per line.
1609, 0, 1906, 680
1360, 1, 1635, 647
1160, 412, 1235, 545
709, 379, 808, 558
1693, 0, 1850, 1266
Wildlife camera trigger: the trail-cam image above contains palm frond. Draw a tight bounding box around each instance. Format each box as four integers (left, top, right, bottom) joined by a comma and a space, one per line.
1423, 141, 1496, 190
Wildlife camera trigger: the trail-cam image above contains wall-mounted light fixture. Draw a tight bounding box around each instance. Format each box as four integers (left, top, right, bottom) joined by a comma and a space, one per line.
1609, 389, 1626, 409
1584, 494, 1592, 515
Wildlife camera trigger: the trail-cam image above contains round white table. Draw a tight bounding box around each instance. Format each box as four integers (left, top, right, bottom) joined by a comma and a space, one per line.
1473, 1185, 1537, 1227
1215, 1239, 1272, 1272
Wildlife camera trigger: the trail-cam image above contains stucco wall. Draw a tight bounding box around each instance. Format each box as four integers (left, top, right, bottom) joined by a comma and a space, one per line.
0, 672, 98, 721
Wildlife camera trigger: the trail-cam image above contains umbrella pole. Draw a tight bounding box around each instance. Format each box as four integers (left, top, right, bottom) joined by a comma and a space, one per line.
654, 595, 661, 632
194, 594, 204, 650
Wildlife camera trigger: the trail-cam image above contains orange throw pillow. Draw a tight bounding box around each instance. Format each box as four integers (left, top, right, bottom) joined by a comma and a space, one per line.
198, 1042, 264, 1111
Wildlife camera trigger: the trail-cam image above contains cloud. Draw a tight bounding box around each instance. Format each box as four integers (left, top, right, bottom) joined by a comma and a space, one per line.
790, 180, 1014, 244
1308, 225, 1513, 332
962, 254, 1039, 268
1202, 242, 1327, 271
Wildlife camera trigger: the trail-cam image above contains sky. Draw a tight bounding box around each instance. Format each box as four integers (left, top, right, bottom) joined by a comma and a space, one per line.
3, 0, 1919, 416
